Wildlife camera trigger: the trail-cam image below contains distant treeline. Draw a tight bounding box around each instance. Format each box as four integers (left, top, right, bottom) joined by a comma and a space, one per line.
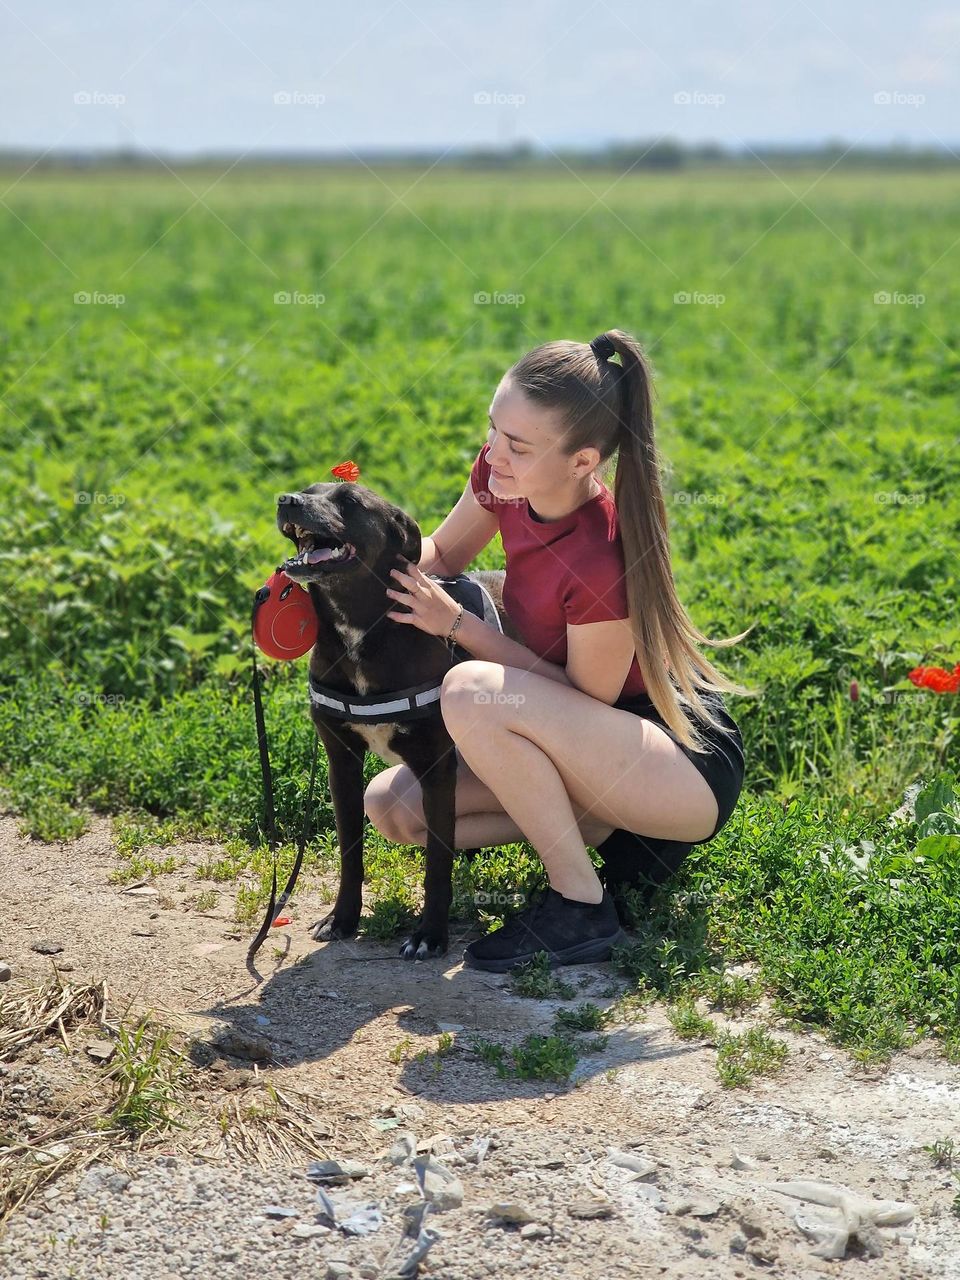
1, 139, 957, 172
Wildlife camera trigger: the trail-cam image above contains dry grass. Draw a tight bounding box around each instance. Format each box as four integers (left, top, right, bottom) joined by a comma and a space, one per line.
210, 1080, 341, 1169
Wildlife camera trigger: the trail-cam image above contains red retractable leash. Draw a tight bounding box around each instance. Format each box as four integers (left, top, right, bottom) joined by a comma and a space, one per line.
246, 569, 320, 972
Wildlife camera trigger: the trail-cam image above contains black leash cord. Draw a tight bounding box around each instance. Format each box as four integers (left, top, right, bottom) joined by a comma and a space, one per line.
246, 583, 319, 969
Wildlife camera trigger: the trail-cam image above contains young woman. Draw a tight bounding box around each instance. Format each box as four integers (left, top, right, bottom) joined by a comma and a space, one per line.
366, 329, 754, 973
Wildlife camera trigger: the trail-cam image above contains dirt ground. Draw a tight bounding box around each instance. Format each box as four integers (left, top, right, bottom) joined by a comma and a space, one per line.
1, 812, 959, 1279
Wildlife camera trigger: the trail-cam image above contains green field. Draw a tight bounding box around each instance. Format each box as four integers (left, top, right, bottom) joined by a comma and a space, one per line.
2, 166, 959, 1062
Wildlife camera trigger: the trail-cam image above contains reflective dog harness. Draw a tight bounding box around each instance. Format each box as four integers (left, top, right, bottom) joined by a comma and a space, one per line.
307, 574, 504, 724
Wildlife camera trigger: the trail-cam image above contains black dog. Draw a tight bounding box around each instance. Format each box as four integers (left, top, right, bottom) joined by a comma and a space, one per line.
277, 479, 517, 959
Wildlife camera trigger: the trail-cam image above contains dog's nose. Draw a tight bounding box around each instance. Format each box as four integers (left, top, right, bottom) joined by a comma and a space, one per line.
278, 493, 301, 507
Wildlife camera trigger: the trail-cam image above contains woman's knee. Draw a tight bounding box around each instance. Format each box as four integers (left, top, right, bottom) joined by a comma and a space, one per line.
363, 766, 421, 842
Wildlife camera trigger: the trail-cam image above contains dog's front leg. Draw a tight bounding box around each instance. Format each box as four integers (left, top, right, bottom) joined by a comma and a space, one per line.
400, 745, 458, 960
310, 728, 366, 942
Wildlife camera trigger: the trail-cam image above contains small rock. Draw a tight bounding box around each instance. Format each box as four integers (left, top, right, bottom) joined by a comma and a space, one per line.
212, 1028, 272, 1063
736, 1209, 766, 1240
34, 1142, 71, 1166
57, 960, 75, 972
745, 1238, 779, 1264
520, 1223, 550, 1240
307, 1159, 369, 1184
672, 1195, 722, 1218
263, 1205, 299, 1219
220, 1068, 257, 1091
122, 885, 159, 897
606, 1150, 657, 1179
729, 1149, 759, 1170
291, 1223, 329, 1239
387, 1133, 417, 1165
85, 1038, 116, 1064
0, 962, 12, 982
131, 929, 157, 938
436, 1022, 464, 1033
487, 1201, 536, 1225
413, 1156, 463, 1211
326, 1263, 352, 1280
386, 1101, 425, 1122
30, 940, 64, 955
568, 1198, 614, 1220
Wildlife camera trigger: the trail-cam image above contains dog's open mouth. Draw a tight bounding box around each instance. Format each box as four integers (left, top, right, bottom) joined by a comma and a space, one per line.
282, 522, 357, 572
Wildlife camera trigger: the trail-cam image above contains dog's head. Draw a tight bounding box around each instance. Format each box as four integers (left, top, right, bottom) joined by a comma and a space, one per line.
276, 482, 421, 585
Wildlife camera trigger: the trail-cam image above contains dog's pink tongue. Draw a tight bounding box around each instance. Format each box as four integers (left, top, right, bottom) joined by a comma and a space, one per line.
306, 547, 338, 564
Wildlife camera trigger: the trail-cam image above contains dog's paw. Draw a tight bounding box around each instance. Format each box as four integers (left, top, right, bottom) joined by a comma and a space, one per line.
309, 911, 359, 942
399, 929, 449, 961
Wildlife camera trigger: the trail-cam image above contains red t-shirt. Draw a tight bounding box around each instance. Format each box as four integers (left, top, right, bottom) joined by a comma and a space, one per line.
469, 443, 647, 701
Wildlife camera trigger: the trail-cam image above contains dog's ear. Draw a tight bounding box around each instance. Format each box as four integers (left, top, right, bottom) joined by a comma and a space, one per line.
392, 510, 422, 564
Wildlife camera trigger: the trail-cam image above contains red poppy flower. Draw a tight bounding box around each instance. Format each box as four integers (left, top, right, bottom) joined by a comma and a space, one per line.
271, 916, 292, 927
908, 663, 960, 694
849, 679, 859, 702
331, 461, 361, 483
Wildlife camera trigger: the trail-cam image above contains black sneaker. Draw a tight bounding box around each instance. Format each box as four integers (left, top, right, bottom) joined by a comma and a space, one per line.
462, 886, 627, 973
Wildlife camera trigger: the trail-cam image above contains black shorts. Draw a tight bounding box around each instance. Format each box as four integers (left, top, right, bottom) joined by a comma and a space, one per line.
595, 688, 745, 893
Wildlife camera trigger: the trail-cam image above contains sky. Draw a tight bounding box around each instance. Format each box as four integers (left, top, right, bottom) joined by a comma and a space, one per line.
1, 1, 958, 156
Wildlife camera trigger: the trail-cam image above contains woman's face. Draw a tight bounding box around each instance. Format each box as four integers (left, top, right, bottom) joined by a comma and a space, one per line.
485, 378, 598, 502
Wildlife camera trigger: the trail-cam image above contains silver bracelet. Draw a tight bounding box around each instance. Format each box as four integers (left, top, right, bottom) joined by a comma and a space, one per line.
445, 603, 464, 651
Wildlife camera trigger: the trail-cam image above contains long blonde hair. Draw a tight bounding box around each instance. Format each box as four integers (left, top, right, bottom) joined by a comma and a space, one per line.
507, 329, 759, 752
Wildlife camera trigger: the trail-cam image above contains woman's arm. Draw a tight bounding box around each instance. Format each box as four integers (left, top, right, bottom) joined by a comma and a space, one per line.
417, 535, 448, 576
452, 608, 575, 688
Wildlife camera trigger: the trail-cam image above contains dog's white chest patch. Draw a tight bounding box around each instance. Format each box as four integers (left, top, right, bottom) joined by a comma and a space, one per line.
326, 603, 374, 694
351, 722, 405, 765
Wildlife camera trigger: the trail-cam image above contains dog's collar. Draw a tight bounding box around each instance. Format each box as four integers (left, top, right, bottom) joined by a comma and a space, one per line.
307, 574, 502, 724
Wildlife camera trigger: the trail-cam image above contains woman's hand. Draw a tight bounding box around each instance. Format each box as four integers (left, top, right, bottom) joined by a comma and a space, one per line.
385, 558, 461, 639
